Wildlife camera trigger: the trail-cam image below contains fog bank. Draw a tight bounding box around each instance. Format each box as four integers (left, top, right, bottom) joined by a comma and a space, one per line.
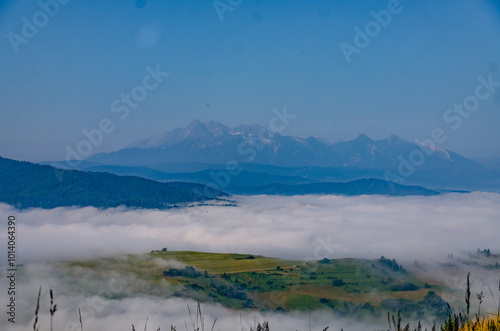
1, 192, 498, 264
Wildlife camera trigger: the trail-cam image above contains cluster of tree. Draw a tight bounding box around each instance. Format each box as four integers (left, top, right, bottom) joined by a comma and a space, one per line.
318, 258, 332, 264
234, 255, 256, 260
163, 266, 201, 278
389, 282, 420, 291
477, 248, 492, 257
151, 248, 168, 253
379, 256, 406, 273
0, 156, 226, 209
332, 278, 346, 287
381, 291, 452, 319
208, 279, 251, 303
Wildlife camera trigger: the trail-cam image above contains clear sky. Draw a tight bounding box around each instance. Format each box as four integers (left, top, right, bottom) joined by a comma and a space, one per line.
1, 0, 499, 162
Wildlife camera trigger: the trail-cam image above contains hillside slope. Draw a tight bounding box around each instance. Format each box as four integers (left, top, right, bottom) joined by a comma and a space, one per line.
229, 178, 440, 196
60, 250, 452, 320
0, 156, 228, 210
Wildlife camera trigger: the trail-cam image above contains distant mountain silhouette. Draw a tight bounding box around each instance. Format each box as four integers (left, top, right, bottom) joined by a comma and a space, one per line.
86, 120, 483, 170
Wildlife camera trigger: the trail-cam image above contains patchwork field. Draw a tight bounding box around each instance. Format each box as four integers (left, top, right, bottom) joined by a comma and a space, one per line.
58, 250, 455, 320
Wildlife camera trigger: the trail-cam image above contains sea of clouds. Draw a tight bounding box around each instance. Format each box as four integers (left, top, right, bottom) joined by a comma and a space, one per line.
1, 192, 499, 330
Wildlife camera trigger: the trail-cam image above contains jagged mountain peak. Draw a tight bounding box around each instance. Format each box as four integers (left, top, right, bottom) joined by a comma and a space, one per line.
90, 120, 482, 170
384, 134, 407, 145
204, 120, 229, 137
186, 119, 203, 128
128, 120, 224, 149
354, 133, 373, 142
229, 123, 265, 136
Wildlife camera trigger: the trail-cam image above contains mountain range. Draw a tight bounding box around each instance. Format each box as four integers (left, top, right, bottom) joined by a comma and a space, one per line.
41, 120, 500, 195
4, 117, 494, 210
0, 155, 444, 210
86, 120, 483, 170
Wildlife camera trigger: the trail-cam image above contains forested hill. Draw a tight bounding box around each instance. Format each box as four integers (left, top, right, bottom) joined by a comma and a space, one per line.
229, 178, 440, 196
0, 156, 228, 210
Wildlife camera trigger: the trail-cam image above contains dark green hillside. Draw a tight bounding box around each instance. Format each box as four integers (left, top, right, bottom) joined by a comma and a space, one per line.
0, 156, 228, 209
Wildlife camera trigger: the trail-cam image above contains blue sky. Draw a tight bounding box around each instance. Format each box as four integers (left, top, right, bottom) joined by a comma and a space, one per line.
0, 0, 499, 162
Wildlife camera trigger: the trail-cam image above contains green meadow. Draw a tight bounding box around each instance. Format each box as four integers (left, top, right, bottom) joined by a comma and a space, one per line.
60, 250, 452, 320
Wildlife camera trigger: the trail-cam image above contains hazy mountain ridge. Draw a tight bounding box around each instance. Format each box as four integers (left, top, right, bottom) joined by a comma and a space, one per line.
228, 178, 440, 196
87, 120, 484, 171
77, 164, 441, 196
40, 120, 498, 195
2, 155, 443, 212
0, 156, 228, 210
53, 161, 497, 193
473, 156, 500, 169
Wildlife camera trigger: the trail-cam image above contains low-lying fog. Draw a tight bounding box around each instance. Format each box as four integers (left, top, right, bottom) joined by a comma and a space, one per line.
1, 192, 499, 330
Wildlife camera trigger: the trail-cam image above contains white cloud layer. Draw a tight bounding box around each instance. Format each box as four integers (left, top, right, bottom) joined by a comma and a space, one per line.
0, 192, 499, 330
1, 192, 498, 263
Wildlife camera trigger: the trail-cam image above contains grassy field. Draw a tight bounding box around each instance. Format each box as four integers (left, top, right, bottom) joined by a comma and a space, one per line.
57, 250, 456, 320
